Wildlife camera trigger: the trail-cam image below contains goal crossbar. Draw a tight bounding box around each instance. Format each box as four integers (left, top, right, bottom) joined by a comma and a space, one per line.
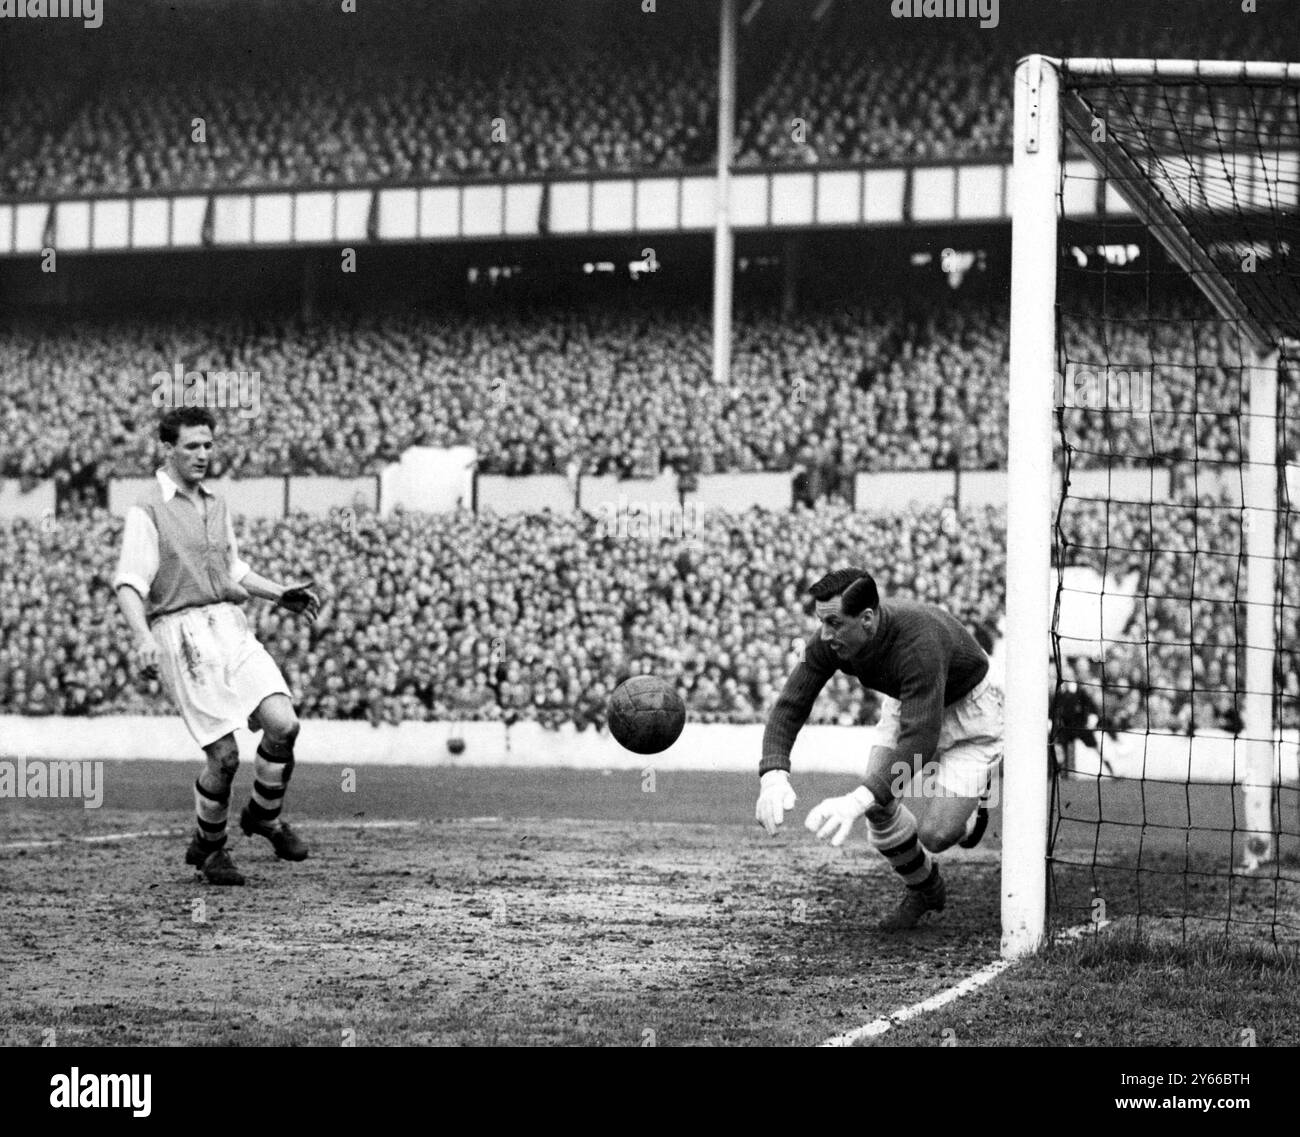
1043, 57, 1300, 84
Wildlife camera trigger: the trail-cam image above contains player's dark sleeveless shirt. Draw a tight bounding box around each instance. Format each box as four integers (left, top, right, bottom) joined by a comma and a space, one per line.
760, 599, 989, 781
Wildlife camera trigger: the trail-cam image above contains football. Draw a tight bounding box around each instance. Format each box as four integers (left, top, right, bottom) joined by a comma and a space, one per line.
607, 675, 686, 754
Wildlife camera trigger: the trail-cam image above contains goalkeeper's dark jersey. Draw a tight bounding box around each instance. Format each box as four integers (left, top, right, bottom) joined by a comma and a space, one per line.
760, 599, 988, 791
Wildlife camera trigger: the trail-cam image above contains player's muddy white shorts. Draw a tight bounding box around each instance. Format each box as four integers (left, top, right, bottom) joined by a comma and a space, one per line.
151, 602, 290, 748
874, 675, 1004, 800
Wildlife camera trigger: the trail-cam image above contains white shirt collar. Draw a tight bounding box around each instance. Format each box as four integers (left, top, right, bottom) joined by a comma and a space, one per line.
156, 468, 212, 501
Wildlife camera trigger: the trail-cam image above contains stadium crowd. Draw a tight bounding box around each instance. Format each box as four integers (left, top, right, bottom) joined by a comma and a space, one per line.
0, 502, 1005, 729
2, 0, 1296, 742
1062, 493, 1300, 736
2, 498, 1296, 733
0, 295, 1267, 487
0, 50, 718, 198
2, 1, 1294, 197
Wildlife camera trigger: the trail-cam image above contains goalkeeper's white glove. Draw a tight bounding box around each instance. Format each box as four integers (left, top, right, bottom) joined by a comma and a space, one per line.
805, 786, 876, 847
755, 770, 797, 835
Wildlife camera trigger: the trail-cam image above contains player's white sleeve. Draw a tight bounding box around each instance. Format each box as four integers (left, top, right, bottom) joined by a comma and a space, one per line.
225, 510, 251, 584
113, 506, 159, 598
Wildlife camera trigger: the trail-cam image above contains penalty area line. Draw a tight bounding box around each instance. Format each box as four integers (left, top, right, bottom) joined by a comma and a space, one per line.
817, 920, 1106, 1047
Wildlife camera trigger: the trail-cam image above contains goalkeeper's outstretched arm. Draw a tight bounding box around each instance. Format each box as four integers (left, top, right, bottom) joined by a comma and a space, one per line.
755, 652, 832, 835
760, 656, 832, 777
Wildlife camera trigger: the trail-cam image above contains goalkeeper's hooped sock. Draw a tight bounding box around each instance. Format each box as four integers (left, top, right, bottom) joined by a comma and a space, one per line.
867, 800, 935, 889
248, 742, 295, 830
194, 776, 231, 851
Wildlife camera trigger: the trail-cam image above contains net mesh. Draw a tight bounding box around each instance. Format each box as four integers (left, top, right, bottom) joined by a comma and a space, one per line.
1048, 64, 1300, 949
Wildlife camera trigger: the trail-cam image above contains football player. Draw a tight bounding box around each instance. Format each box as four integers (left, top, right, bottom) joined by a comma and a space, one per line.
114, 407, 320, 885
755, 568, 1003, 929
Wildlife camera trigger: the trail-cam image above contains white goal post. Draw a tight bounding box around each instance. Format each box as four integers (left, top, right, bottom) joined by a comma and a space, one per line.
1002, 56, 1298, 959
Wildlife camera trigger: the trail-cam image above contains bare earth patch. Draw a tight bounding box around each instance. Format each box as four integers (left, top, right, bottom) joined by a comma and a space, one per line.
0, 811, 1000, 1046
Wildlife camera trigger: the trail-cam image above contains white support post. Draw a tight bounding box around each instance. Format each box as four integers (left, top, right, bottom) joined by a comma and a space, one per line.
1002, 55, 1059, 960
1241, 348, 1280, 870
712, 0, 736, 390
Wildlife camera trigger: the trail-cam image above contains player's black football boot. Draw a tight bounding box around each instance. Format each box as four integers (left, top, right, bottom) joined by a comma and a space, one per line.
185, 837, 246, 886
880, 869, 946, 931
239, 806, 309, 861
958, 804, 990, 849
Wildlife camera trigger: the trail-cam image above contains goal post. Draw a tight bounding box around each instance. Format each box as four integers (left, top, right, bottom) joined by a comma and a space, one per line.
1002, 54, 1058, 960
1003, 55, 1300, 959
1243, 346, 1281, 872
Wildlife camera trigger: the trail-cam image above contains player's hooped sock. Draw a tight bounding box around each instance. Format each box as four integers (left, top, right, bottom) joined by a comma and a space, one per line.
866, 799, 939, 892
247, 739, 295, 831
193, 776, 231, 852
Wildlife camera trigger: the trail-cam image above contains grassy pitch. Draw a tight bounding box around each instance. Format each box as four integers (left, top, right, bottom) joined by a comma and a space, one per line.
0, 764, 1296, 1046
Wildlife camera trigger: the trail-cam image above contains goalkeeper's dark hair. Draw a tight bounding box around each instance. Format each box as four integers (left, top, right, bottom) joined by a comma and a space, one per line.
808, 568, 879, 616
160, 406, 216, 445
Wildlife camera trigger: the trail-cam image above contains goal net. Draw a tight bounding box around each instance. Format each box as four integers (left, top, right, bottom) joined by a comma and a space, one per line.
1003, 57, 1300, 958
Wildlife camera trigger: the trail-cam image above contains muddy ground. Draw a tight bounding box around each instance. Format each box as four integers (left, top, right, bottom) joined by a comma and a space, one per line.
1, 764, 1294, 1045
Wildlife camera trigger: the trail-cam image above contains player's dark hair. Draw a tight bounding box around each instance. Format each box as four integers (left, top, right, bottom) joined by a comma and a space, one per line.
159, 407, 216, 445
808, 568, 879, 616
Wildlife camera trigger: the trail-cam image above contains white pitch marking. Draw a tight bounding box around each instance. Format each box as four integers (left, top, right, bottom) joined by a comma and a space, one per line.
818, 959, 1012, 1047
0, 814, 988, 856
0, 815, 862, 852
0, 815, 690, 851
0, 818, 425, 851
817, 920, 1107, 1047
314, 819, 424, 830
1, 829, 184, 850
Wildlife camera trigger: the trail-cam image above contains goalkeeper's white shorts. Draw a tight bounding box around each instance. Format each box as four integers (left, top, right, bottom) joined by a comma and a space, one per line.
152, 602, 291, 748
873, 675, 1005, 802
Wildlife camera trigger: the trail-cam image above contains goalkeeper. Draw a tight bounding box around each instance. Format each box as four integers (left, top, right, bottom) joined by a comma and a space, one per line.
755, 569, 1003, 929
113, 408, 322, 886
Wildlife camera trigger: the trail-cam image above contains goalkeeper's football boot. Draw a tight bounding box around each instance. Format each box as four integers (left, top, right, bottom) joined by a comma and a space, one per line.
185, 837, 246, 886
880, 869, 946, 931
239, 805, 309, 861
958, 803, 990, 849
